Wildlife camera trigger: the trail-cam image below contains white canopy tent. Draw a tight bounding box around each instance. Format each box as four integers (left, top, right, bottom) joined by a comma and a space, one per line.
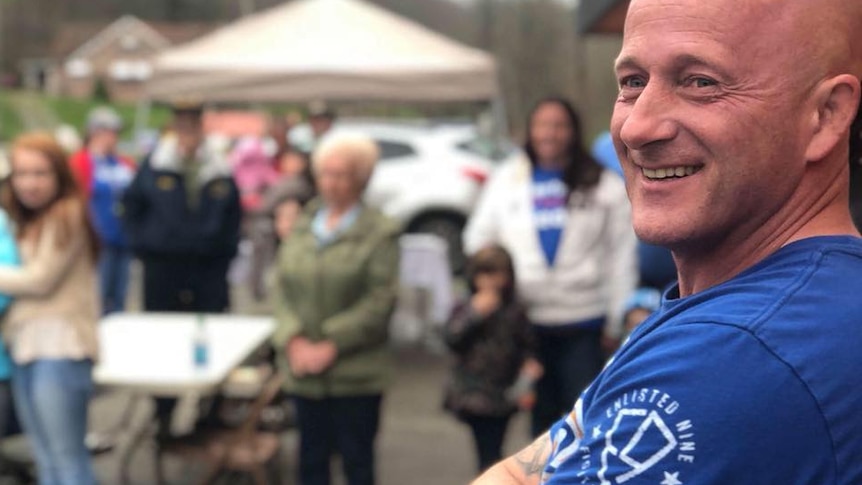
145, 0, 500, 103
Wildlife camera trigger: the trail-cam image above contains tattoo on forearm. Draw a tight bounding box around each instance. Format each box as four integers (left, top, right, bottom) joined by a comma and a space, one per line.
514, 432, 551, 477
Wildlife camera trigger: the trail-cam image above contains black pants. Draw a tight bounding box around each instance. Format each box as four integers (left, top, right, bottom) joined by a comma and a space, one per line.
294, 394, 382, 485
531, 325, 604, 437
463, 413, 511, 472
0, 380, 11, 438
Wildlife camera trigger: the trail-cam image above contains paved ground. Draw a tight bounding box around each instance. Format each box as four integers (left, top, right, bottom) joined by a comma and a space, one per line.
78, 348, 532, 485
1, 266, 534, 484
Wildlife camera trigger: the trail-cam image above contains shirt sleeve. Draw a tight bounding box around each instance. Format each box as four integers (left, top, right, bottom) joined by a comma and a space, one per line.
218, 177, 242, 259
463, 165, 506, 255
0, 220, 84, 298
542, 322, 834, 484
270, 259, 304, 349
443, 301, 488, 354
120, 159, 150, 248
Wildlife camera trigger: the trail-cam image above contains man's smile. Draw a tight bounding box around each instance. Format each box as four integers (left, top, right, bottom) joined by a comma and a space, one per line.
642, 166, 702, 180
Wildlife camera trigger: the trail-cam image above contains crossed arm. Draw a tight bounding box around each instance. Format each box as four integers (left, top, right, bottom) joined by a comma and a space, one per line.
471, 432, 552, 485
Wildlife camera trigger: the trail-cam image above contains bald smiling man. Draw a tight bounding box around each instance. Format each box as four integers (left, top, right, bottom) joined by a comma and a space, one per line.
472, 0, 862, 483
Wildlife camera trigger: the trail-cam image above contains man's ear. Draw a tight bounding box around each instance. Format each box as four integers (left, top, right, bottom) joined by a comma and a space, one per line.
805, 74, 861, 163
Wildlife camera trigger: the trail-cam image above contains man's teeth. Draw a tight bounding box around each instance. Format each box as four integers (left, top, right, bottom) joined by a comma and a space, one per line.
642, 166, 698, 180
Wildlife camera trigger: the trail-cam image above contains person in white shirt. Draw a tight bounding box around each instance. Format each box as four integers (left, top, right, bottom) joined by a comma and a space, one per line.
463, 96, 637, 436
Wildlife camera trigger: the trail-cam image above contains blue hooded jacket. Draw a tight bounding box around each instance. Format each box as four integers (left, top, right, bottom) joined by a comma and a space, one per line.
0, 210, 19, 380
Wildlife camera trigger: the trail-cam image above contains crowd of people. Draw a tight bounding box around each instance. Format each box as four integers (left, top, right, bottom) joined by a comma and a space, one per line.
0, 100, 338, 483
4, 1, 861, 479
0, 90, 664, 484
0, 90, 675, 484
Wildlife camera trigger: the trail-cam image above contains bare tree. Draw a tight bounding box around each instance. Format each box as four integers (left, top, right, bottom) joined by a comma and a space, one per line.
481, 0, 579, 139
475, 0, 621, 141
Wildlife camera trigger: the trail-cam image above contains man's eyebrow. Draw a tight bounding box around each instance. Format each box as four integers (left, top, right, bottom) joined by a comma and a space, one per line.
614, 53, 730, 78
614, 55, 640, 73
670, 54, 717, 71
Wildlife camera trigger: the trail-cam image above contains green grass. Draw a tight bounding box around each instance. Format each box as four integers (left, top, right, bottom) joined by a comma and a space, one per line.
0, 91, 171, 144
0, 92, 24, 143
45, 96, 171, 139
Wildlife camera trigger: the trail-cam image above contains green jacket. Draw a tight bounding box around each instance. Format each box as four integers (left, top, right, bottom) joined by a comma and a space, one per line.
271, 201, 401, 398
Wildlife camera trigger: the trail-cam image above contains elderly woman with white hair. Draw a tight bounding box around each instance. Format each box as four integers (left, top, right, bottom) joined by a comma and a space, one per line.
271, 133, 400, 485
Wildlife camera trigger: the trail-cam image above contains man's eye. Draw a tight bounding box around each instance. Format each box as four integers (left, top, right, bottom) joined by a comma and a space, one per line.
687, 77, 717, 88
620, 76, 646, 90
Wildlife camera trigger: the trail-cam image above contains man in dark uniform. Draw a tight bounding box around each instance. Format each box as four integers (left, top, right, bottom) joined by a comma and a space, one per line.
122, 103, 241, 433
123, 103, 241, 313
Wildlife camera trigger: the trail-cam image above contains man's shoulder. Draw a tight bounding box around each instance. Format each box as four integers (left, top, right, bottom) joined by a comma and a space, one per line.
653, 236, 862, 332
558, 236, 862, 483
745, 235, 862, 336
542, 311, 847, 484
629, 236, 862, 384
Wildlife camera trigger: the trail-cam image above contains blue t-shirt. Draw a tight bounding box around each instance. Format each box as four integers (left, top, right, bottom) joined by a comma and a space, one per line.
532, 167, 567, 266
90, 154, 134, 247
542, 236, 862, 484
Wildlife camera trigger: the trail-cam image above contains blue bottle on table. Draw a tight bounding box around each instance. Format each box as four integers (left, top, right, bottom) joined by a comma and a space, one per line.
193, 314, 209, 369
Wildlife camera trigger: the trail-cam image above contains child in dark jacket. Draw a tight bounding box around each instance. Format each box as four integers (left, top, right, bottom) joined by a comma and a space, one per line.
444, 245, 542, 472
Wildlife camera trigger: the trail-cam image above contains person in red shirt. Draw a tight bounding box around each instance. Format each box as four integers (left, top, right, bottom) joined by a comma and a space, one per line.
69, 107, 136, 314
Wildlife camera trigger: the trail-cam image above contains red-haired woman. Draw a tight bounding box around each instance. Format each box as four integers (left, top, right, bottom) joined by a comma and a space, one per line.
0, 132, 100, 484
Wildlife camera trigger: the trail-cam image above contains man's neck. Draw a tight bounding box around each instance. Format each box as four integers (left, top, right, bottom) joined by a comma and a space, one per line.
675, 166, 859, 297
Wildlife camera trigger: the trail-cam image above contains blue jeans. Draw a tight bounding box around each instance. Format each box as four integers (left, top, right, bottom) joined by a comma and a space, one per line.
12, 360, 96, 485
98, 244, 131, 315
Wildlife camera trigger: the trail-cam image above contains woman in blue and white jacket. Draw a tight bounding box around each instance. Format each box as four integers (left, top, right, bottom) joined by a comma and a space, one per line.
464, 96, 638, 437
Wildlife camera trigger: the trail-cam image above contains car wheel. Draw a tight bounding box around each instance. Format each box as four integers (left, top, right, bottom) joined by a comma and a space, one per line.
410, 215, 467, 274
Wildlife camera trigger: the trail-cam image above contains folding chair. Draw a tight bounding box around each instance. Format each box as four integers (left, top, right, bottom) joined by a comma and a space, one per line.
155, 372, 286, 485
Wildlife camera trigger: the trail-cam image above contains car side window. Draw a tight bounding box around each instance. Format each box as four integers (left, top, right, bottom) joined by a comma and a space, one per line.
376, 140, 416, 161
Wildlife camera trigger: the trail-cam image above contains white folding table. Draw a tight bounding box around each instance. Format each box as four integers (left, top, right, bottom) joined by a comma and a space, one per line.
95, 312, 274, 395
93, 312, 275, 483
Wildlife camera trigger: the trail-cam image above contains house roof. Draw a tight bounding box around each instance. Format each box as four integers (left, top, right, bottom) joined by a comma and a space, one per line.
577, 0, 629, 34
51, 15, 216, 60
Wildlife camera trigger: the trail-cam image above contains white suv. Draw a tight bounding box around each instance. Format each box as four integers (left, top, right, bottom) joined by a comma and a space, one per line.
293, 119, 514, 272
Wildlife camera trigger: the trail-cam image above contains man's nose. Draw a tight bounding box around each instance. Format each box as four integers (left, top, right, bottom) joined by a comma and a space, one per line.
618, 84, 678, 151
